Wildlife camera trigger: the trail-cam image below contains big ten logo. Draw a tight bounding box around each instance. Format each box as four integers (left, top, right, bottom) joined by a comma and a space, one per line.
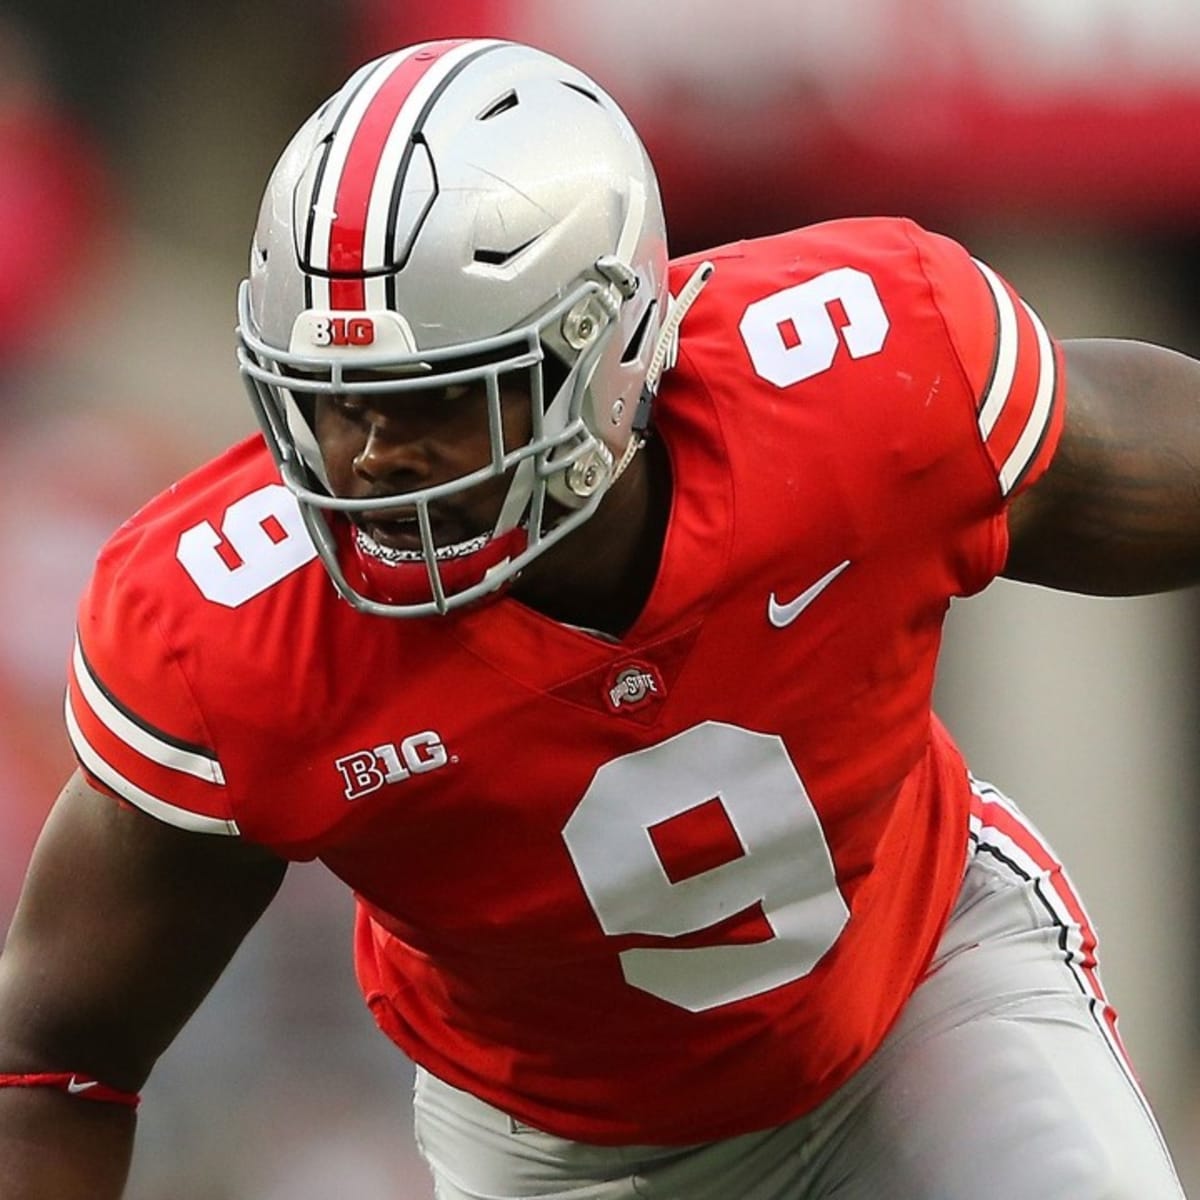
335, 730, 451, 800
312, 316, 375, 347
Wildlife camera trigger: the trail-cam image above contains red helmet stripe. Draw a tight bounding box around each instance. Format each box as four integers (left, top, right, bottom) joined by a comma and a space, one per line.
327, 40, 470, 310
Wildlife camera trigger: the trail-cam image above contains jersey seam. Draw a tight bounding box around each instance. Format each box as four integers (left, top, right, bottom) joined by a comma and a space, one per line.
673, 338, 737, 601
898, 219, 1004, 499
898, 219, 1010, 585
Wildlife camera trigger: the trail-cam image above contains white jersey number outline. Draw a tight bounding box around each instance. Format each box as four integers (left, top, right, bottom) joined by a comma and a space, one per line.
177, 484, 317, 607
563, 721, 850, 1012
739, 266, 889, 387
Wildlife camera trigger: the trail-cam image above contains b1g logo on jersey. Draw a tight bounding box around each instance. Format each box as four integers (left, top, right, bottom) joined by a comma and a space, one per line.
334, 730, 452, 800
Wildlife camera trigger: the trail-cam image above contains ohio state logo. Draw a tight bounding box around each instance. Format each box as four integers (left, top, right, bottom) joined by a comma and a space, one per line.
604, 662, 664, 713
334, 730, 451, 800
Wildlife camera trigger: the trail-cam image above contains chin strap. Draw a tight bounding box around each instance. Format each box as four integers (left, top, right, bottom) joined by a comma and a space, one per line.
0, 1072, 141, 1109
610, 259, 715, 485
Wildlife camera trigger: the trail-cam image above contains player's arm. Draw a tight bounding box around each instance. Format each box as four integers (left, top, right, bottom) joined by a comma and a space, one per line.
0, 770, 287, 1199
1004, 337, 1200, 594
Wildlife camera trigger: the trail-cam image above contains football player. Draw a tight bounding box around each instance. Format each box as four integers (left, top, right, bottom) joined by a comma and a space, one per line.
0, 38, 1192, 1199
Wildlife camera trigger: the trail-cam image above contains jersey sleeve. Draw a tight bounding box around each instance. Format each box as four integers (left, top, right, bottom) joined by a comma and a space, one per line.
65, 532, 241, 837
909, 223, 1066, 501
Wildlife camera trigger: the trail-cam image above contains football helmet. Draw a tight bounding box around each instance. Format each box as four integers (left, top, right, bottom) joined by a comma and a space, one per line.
237, 38, 671, 617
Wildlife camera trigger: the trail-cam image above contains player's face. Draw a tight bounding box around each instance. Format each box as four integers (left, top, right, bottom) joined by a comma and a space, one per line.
313, 377, 533, 554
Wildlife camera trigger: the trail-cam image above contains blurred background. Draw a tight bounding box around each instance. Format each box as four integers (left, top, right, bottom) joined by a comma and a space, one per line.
0, 0, 1197, 1195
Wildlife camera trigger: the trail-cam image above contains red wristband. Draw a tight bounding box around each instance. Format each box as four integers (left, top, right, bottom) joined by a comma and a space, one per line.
0, 1072, 141, 1108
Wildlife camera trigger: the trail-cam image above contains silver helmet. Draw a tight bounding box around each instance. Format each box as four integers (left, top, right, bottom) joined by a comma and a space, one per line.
237, 38, 670, 617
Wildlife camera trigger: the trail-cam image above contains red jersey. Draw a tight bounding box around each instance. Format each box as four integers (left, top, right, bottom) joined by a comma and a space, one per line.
67, 218, 1063, 1144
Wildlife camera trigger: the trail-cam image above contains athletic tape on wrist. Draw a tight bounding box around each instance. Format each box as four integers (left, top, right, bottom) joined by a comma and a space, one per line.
0, 1072, 141, 1108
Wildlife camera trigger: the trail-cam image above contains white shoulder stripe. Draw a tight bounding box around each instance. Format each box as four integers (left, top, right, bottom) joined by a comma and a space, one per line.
998, 301, 1057, 495
66, 695, 240, 836
72, 638, 226, 786
971, 258, 1019, 439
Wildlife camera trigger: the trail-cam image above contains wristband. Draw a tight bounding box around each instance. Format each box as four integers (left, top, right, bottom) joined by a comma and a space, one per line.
0, 1072, 141, 1108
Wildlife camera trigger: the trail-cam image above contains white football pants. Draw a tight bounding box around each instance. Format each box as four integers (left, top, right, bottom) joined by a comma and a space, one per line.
412, 781, 1186, 1199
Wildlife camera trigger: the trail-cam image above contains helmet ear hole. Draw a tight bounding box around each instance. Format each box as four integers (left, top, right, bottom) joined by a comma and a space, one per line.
621, 299, 657, 366
539, 353, 570, 410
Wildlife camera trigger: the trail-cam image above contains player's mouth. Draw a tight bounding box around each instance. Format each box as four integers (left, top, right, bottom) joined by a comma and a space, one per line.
354, 510, 490, 562
359, 510, 423, 554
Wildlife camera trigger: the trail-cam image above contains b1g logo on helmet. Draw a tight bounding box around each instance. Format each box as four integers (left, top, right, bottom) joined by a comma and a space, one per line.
335, 730, 452, 800
311, 315, 375, 346
605, 663, 664, 714
289, 309, 418, 356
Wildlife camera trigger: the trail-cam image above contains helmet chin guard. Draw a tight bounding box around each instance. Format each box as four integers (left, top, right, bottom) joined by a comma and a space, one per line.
339, 522, 530, 613
236, 38, 671, 617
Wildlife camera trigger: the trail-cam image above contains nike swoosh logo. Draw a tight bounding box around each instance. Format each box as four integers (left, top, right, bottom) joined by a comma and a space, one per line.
67, 1077, 99, 1095
768, 559, 851, 628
